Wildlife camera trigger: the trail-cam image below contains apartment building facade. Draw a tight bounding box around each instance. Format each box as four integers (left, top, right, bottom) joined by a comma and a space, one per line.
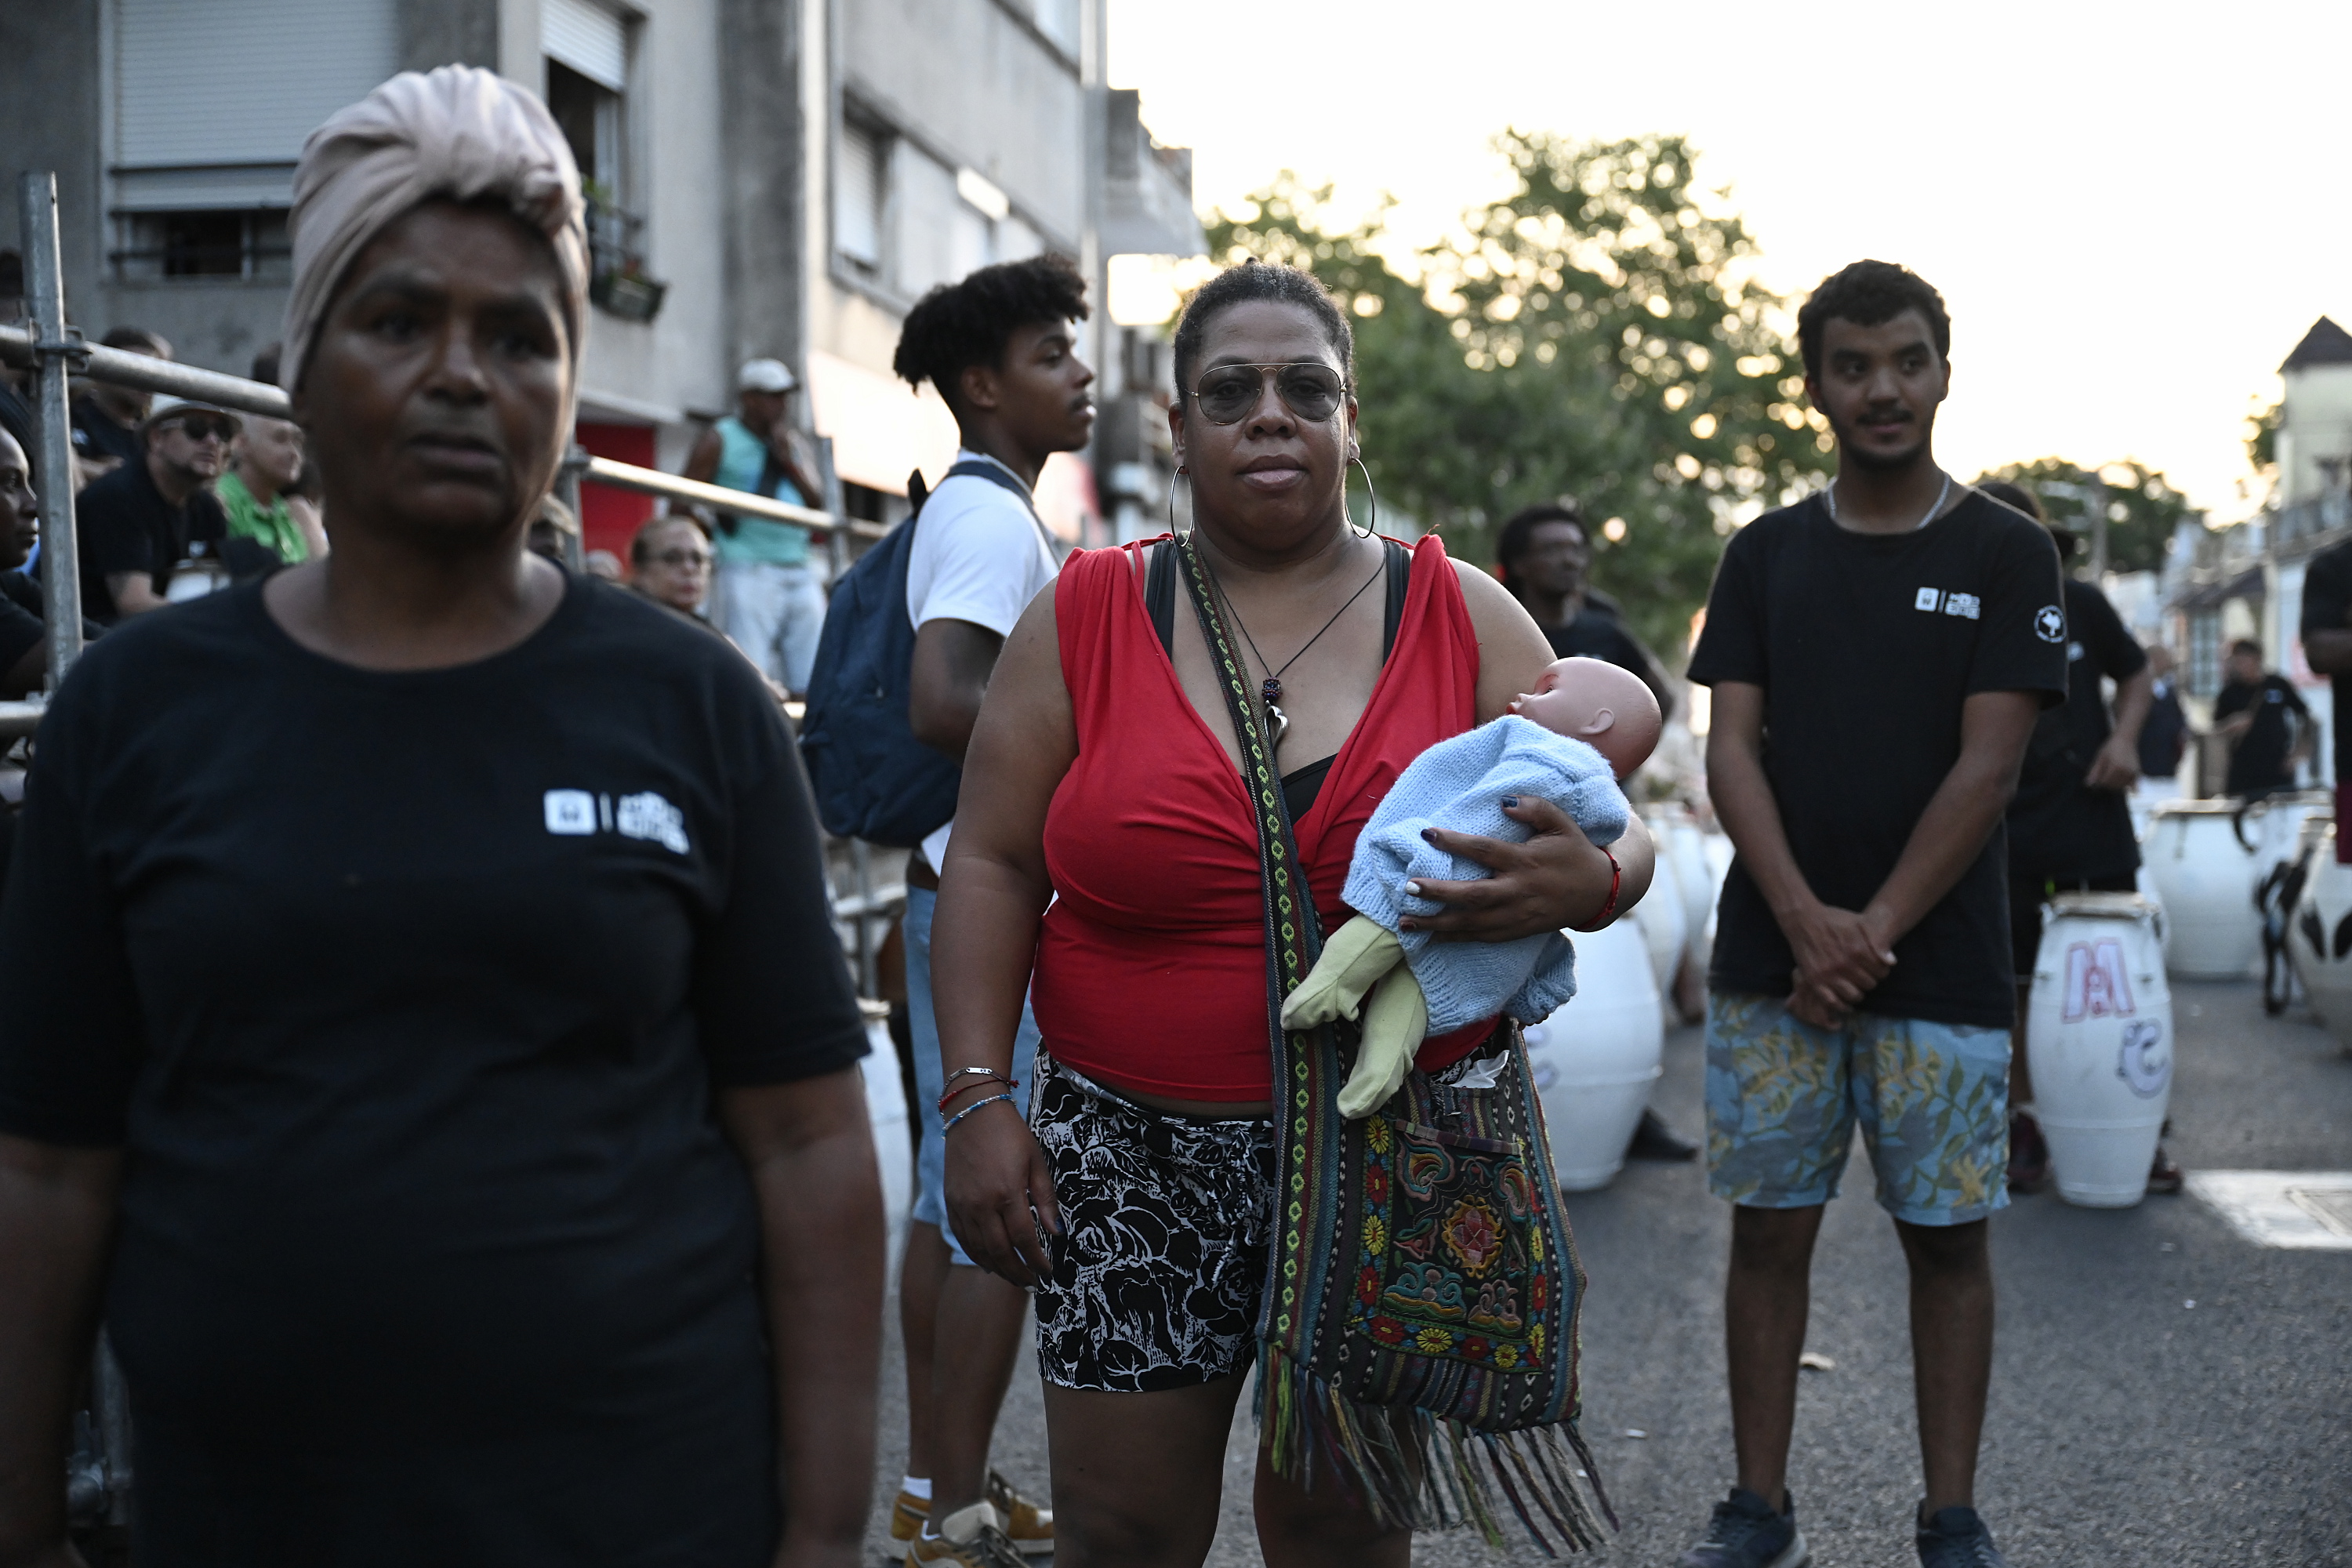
0, 0, 1199, 554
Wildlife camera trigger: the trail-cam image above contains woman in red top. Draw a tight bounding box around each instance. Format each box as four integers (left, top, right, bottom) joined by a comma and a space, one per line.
934, 261, 1653, 1568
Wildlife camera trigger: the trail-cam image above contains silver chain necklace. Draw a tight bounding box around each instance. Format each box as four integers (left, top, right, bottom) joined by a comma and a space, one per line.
1824, 471, 1951, 532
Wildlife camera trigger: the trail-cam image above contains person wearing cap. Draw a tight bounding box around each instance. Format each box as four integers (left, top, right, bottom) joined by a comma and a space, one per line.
681, 357, 829, 695
68, 326, 174, 488
71, 390, 237, 624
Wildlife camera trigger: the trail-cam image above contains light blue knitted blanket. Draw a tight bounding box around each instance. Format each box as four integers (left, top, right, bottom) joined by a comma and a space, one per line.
1341, 713, 1630, 1032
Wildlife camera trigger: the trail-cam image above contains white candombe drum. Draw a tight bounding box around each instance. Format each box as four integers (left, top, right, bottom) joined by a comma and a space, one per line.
1699, 831, 1734, 963
1629, 836, 1689, 995
859, 1010, 913, 1247
2132, 862, 2172, 960
2291, 822, 2352, 1046
2025, 892, 2173, 1207
2143, 800, 2260, 979
2246, 789, 2333, 880
1523, 916, 1664, 1192
1664, 816, 1716, 973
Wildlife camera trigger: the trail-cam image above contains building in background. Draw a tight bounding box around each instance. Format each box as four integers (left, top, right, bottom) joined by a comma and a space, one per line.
0, 0, 1200, 558
2163, 316, 2352, 789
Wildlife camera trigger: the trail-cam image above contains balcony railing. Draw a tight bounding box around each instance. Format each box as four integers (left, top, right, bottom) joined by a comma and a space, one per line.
585, 195, 666, 323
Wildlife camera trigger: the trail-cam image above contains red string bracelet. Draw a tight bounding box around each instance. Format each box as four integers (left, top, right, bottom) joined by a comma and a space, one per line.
1577, 848, 1622, 931
937, 1066, 1016, 1114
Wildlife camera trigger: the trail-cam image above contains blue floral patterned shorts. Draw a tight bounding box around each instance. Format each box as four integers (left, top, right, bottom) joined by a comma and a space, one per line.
1704, 993, 2011, 1226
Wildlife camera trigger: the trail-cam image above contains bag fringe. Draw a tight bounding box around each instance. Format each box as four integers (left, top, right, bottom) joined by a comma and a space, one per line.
1258, 1346, 1617, 1557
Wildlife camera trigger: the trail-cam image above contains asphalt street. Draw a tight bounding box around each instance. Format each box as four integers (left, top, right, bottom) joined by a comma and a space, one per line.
861, 975, 2352, 1566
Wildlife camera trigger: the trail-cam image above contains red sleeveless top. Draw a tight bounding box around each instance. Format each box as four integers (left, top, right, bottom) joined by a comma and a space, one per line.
1033, 534, 1493, 1101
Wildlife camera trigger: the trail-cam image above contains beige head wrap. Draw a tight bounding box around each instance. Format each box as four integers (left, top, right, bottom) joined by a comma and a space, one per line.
280, 65, 589, 392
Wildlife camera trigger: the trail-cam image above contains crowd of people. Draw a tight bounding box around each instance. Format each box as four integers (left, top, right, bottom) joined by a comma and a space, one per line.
0, 62, 2334, 1568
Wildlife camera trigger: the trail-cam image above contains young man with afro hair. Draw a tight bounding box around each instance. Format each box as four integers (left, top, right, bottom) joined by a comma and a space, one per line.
886, 252, 1094, 1567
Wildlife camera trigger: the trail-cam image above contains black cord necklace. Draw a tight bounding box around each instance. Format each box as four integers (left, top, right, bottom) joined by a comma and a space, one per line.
1197, 539, 1386, 749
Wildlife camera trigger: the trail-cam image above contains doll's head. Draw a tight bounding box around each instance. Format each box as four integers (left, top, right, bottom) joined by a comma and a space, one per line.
1509, 657, 1661, 779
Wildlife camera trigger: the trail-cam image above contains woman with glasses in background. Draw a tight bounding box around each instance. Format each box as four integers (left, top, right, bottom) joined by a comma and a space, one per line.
629, 511, 717, 621
933, 258, 1654, 1568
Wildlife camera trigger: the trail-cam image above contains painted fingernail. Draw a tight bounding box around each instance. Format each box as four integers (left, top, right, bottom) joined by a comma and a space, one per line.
1501, 795, 1520, 808
1421, 827, 1438, 842
1404, 880, 1424, 896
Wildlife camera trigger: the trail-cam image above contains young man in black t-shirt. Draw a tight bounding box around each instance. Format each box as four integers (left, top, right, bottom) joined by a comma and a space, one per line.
1495, 500, 1676, 719
2211, 638, 2311, 799
1681, 262, 2063, 1568
1494, 499, 1699, 1158
1974, 485, 2171, 1196
2299, 541, 2352, 855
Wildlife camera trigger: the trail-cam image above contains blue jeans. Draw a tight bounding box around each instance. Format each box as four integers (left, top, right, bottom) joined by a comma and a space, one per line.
905, 886, 1040, 1265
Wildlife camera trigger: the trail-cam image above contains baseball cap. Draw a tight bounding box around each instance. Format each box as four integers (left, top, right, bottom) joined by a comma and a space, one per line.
738, 358, 799, 394
144, 394, 244, 435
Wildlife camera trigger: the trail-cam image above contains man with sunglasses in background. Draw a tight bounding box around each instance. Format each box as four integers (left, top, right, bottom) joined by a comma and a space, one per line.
74, 393, 234, 626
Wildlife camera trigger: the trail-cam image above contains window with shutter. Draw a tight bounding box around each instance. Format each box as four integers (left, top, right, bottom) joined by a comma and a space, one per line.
107, 0, 394, 279
836, 120, 889, 274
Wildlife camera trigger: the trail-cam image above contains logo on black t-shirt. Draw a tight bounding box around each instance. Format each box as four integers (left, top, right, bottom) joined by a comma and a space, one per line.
543, 788, 691, 854
2034, 605, 2066, 643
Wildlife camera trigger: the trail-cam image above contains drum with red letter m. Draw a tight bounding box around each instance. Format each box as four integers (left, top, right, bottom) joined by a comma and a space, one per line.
2025, 892, 2174, 1207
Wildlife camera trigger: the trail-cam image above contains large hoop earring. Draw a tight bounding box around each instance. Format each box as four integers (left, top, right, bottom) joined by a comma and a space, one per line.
1167, 466, 1189, 537
1346, 456, 1378, 540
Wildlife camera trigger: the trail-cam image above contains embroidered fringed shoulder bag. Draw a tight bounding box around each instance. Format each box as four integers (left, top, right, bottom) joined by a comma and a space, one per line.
1175, 535, 1616, 1557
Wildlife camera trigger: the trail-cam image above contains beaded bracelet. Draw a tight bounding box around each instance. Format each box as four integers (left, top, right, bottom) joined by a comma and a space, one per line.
941, 1092, 1016, 1132
937, 1066, 1017, 1114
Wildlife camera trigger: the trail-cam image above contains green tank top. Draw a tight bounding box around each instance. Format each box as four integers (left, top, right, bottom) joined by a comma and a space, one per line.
709, 416, 811, 566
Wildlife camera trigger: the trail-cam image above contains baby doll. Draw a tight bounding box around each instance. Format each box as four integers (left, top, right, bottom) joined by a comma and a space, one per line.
1283, 656, 1662, 1117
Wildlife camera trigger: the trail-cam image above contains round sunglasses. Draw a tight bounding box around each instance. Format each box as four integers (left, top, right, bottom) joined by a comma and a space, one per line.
1189, 361, 1348, 426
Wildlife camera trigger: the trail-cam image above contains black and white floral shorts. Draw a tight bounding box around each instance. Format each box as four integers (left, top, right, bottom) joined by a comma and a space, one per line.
1029, 1052, 1279, 1392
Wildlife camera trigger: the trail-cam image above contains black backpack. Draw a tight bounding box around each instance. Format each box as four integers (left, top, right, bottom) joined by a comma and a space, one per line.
798, 460, 1047, 846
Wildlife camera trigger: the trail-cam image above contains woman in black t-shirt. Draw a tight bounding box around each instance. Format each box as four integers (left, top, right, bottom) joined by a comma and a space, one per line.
0, 69, 881, 1568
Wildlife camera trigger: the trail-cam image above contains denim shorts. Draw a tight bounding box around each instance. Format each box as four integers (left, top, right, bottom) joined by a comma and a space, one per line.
1704, 993, 2011, 1226
906, 886, 1040, 1266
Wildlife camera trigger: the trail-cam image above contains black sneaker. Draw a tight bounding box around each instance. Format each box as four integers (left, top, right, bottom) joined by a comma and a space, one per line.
1628, 1107, 1700, 1161
1916, 1503, 2009, 1568
1678, 1487, 1809, 1568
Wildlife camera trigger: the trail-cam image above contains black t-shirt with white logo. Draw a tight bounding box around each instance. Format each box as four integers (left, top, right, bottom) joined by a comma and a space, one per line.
1688, 491, 2067, 1025
2298, 535, 2352, 781
2007, 575, 2147, 879
0, 574, 865, 1563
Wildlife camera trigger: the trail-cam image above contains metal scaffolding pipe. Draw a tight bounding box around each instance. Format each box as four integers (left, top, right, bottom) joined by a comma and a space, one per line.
0, 321, 889, 544
583, 455, 884, 540
0, 319, 295, 424
16, 175, 86, 688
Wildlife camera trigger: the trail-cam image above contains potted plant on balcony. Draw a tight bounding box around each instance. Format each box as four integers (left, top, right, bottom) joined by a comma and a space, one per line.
583, 180, 667, 325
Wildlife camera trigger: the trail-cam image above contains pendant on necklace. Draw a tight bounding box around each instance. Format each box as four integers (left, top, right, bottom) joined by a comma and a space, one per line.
1261, 678, 1289, 747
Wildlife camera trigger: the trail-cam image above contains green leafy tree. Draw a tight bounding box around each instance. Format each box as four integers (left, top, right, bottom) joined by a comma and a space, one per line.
1969, 458, 2198, 576
1205, 133, 1832, 660
2245, 397, 2283, 479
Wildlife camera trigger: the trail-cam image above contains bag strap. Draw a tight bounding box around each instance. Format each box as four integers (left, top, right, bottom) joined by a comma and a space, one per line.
942, 457, 1066, 564
1172, 533, 1326, 980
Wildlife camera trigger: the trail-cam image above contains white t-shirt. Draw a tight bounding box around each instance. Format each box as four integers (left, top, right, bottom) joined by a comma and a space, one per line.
907, 449, 1061, 870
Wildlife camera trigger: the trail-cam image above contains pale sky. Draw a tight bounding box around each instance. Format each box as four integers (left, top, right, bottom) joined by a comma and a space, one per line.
1107, 0, 2352, 521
